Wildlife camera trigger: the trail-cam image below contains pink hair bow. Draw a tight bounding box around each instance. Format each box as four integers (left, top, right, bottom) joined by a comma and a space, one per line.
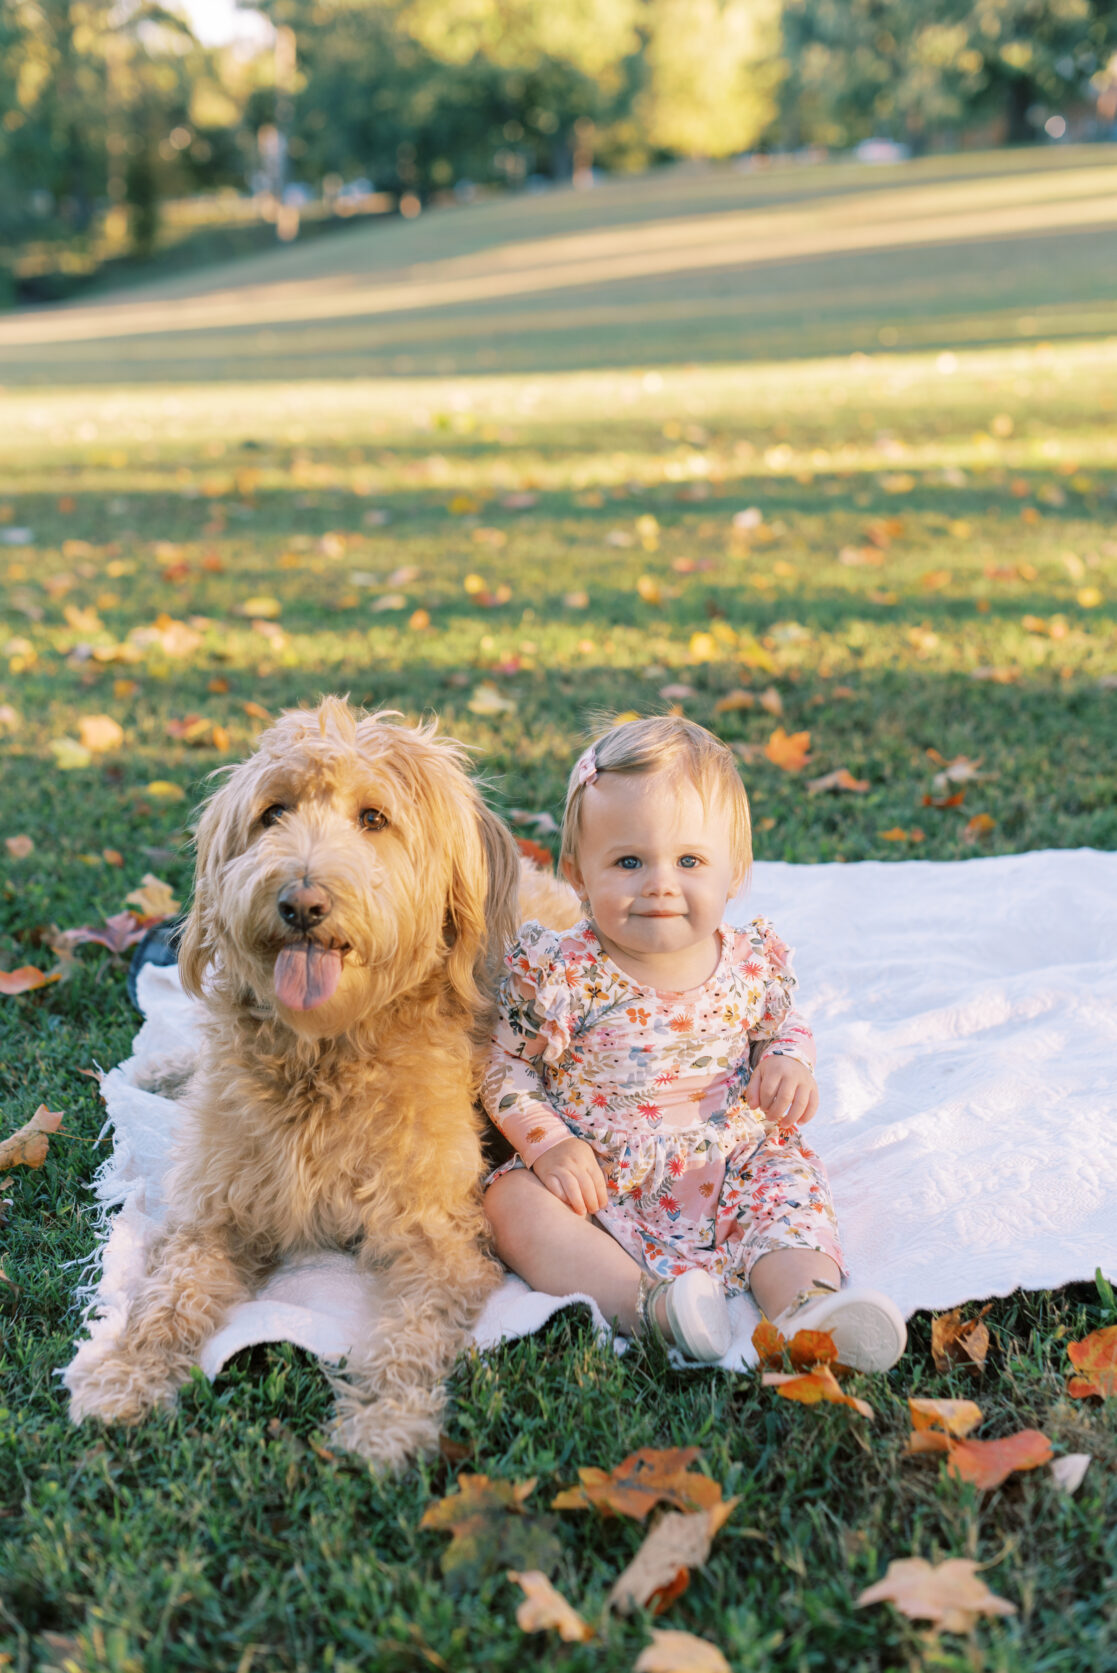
575, 746, 598, 787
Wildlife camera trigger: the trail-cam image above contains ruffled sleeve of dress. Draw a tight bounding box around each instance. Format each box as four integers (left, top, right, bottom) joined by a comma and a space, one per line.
479, 919, 579, 1168
743, 916, 816, 1072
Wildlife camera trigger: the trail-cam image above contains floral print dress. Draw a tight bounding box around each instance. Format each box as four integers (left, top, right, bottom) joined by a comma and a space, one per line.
481, 917, 845, 1293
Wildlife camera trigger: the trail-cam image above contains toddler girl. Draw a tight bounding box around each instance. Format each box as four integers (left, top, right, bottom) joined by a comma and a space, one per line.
482, 716, 906, 1369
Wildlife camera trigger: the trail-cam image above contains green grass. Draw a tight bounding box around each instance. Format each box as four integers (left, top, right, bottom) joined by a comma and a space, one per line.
1, 151, 1115, 1671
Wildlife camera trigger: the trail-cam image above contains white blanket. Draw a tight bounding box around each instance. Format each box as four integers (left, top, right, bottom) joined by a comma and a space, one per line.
63, 849, 1117, 1390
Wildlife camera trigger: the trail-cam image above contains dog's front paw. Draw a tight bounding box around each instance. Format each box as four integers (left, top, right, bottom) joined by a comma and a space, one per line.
67, 1350, 184, 1426
327, 1391, 442, 1472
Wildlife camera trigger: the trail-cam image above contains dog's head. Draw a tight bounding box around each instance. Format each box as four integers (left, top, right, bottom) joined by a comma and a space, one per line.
178, 698, 518, 1040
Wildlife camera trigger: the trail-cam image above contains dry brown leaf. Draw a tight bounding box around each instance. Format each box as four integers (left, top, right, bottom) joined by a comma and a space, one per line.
608, 1506, 733, 1615
0, 965, 63, 997
931, 1306, 991, 1373
806, 768, 870, 795
551, 1448, 726, 1522
0, 1105, 64, 1170
757, 686, 783, 716
857, 1556, 1015, 1633
507, 1571, 594, 1642
5, 835, 33, 859
51, 910, 155, 957
763, 1364, 874, 1418
634, 1628, 731, 1673
124, 875, 180, 918
420, 1474, 560, 1588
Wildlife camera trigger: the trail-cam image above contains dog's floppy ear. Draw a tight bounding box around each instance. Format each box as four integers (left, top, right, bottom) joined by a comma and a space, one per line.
178, 772, 241, 998
444, 789, 519, 1017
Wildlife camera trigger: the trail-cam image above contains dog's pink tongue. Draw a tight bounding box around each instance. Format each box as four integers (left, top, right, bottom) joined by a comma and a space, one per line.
274, 943, 342, 1011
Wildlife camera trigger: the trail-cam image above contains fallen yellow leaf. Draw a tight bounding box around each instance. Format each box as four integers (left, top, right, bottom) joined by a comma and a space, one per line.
635, 1628, 731, 1673
124, 875, 180, 918
857, 1557, 1015, 1634
507, 1571, 594, 1642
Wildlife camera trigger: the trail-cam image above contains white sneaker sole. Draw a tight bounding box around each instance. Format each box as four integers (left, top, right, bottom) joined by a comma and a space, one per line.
664, 1270, 732, 1363
780, 1288, 907, 1373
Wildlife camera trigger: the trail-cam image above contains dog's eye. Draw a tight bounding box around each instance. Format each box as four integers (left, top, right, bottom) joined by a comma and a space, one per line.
359, 807, 389, 832
260, 804, 288, 828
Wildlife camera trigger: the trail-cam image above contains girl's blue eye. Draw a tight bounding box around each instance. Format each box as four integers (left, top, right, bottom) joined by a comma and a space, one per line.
616, 856, 641, 870
678, 855, 700, 869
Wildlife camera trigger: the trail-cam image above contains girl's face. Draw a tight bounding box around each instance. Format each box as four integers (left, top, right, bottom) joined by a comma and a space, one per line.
562, 770, 743, 969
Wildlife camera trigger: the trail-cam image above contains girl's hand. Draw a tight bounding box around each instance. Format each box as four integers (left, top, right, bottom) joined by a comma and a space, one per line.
532, 1137, 609, 1216
747, 1055, 818, 1129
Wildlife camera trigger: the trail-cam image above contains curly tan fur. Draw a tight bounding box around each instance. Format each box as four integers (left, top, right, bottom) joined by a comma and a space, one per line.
68, 698, 520, 1470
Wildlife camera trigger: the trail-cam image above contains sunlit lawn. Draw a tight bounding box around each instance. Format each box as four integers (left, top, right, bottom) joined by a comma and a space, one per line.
1, 152, 1115, 1671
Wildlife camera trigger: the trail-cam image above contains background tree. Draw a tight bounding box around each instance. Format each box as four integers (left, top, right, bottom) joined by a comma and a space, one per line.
641, 0, 785, 157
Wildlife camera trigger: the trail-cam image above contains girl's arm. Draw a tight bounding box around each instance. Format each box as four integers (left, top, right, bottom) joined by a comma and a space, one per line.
480, 1031, 575, 1168
752, 1005, 815, 1073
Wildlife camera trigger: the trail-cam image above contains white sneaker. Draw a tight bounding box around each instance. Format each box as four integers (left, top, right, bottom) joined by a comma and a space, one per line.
648, 1269, 731, 1363
773, 1281, 907, 1372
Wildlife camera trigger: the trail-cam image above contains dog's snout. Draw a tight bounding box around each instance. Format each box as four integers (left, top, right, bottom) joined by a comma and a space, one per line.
277, 879, 333, 932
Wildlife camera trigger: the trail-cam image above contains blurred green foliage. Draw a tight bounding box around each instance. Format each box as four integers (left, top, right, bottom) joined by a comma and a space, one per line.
2, 0, 1117, 299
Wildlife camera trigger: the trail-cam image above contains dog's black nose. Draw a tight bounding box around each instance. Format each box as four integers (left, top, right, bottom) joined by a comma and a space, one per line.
277, 880, 333, 932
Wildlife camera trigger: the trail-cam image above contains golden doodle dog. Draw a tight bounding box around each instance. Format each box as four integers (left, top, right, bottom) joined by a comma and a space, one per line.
67, 697, 527, 1469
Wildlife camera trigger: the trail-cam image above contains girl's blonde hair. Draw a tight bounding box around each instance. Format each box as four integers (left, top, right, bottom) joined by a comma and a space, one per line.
560, 715, 752, 882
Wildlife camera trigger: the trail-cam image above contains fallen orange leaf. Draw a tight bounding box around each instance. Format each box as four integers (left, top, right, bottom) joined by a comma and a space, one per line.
963, 813, 996, 842
762, 1364, 873, 1418
945, 1430, 1052, 1490
0, 966, 63, 997
516, 837, 554, 870
1066, 1324, 1117, 1399
904, 1399, 1051, 1488
857, 1556, 1015, 1633
908, 1398, 983, 1438
806, 767, 870, 795
751, 1319, 838, 1370
879, 827, 925, 843
764, 728, 811, 773
552, 1448, 726, 1521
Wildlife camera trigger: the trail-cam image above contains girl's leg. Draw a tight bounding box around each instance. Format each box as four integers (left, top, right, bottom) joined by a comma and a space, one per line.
485, 1168, 646, 1333
748, 1247, 842, 1321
